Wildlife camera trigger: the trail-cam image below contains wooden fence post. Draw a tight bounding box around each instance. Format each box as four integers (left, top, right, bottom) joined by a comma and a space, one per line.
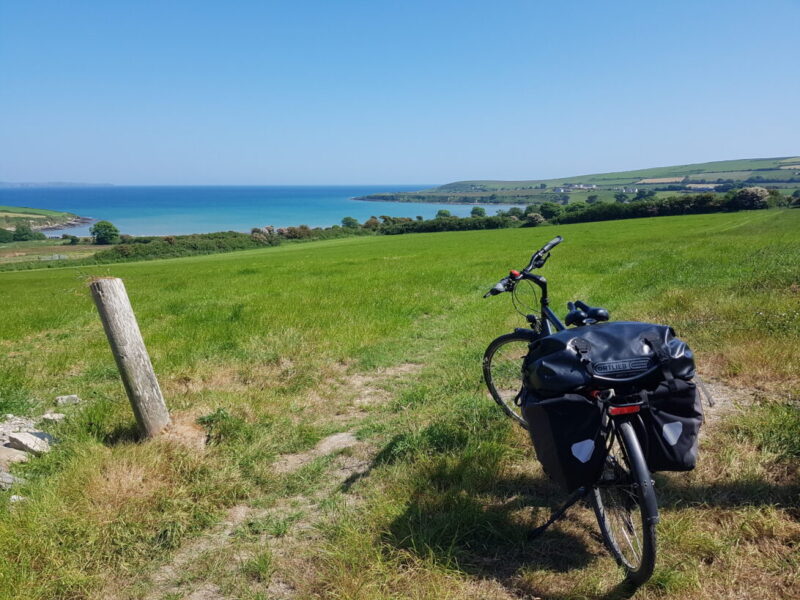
89, 277, 171, 438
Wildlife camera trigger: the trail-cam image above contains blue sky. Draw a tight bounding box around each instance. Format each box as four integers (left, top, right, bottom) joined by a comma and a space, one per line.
1, 0, 798, 185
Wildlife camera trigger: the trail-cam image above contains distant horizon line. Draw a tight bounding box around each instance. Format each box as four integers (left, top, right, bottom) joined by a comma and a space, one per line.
0, 182, 437, 189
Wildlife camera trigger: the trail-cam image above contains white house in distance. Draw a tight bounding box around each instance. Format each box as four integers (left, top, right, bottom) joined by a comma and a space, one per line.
553, 183, 597, 193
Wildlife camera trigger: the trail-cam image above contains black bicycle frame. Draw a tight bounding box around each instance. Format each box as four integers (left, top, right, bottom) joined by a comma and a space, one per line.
522, 272, 566, 334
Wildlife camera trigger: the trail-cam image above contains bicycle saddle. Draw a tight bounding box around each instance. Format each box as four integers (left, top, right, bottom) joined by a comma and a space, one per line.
566, 301, 610, 326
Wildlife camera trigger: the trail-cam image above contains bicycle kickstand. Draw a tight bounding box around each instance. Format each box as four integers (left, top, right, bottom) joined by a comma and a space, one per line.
527, 486, 589, 541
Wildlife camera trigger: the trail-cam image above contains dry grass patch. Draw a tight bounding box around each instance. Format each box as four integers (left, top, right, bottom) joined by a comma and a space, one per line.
84, 455, 167, 517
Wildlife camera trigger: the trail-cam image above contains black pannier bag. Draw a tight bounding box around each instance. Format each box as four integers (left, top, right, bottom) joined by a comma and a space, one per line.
638, 379, 703, 472
523, 321, 695, 397
522, 321, 703, 479
522, 393, 607, 492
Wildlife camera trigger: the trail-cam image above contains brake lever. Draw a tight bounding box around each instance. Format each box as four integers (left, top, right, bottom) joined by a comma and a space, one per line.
532, 252, 550, 269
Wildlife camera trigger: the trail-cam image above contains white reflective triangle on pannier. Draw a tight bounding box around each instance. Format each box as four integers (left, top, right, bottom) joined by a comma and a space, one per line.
571, 439, 595, 464
662, 421, 683, 446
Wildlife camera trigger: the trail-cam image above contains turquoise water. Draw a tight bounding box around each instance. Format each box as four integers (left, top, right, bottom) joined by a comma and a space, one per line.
0, 186, 517, 237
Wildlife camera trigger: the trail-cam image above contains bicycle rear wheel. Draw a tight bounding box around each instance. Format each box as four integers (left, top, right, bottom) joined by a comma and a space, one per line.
482, 332, 533, 429
591, 420, 658, 585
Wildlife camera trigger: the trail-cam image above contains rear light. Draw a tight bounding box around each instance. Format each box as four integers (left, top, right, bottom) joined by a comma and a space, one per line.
609, 404, 641, 416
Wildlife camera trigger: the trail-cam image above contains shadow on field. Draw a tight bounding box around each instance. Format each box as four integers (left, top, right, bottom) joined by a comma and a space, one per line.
656, 477, 800, 509
350, 409, 656, 599
102, 422, 140, 445
371, 448, 639, 600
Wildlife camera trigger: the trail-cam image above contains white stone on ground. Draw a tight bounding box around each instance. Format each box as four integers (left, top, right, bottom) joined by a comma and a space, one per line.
56, 394, 81, 406
0, 445, 31, 469
0, 471, 25, 490
0, 415, 36, 440
40, 413, 66, 423
8, 432, 51, 455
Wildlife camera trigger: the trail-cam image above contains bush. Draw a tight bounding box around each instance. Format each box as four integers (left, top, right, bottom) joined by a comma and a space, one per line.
92, 230, 267, 262
90, 220, 120, 245
380, 215, 518, 235
0, 228, 13, 243
250, 227, 281, 246
766, 189, 789, 208
523, 212, 545, 227
726, 187, 769, 211
363, 216, 381, 230
470, 206, 486, 218
556, 192, 770, 225
538, 202, 563, 220
12, 223, 45, 241
341, 216, 360, 228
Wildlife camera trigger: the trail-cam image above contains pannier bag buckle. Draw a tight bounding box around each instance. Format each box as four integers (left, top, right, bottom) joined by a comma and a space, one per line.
571, 337, 594, 375
642, 331, 678, 392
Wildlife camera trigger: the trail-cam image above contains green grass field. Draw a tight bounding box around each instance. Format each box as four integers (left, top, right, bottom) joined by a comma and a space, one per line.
1, 210, 798, 599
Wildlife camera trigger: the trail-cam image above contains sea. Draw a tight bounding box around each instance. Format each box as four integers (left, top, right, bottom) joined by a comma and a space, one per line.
0, 185, 517, 237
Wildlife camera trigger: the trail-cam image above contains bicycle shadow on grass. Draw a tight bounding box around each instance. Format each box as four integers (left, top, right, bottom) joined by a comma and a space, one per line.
372, 445, 638, 600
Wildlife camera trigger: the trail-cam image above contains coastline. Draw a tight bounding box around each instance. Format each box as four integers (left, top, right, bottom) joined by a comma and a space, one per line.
352, 195, 530, 206
352, 197, 530, 206
36, 215, 96, 232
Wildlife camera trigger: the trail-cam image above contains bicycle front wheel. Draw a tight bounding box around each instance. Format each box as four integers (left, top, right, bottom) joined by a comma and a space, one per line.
591, 420, 658, 585
482, 332, 532, 429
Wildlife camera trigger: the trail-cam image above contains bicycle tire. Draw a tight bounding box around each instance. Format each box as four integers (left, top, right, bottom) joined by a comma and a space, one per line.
591, 420, 658, 585
482, 332, 533, 429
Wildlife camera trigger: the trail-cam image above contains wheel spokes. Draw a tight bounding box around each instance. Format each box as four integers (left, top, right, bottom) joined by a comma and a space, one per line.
486, 338, 530, 425
599, 454, 645, 569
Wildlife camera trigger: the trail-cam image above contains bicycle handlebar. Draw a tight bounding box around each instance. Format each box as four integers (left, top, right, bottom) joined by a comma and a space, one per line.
523, 235, 563, 273
484, 235, 563, 298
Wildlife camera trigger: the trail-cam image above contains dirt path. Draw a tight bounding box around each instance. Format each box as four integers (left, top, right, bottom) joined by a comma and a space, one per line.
136, 363, 422, 600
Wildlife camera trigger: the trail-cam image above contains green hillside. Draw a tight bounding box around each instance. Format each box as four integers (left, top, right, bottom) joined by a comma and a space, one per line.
0, 205, 79, 230
1, 210, 798, 599
439, 156, 800, 190
356, 156, 800, 204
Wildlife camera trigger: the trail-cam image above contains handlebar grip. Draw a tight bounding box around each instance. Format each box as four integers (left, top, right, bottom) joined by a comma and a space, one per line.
541, 236, 563, 253
575, 300, 590, 312
484, 278, 509, 297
